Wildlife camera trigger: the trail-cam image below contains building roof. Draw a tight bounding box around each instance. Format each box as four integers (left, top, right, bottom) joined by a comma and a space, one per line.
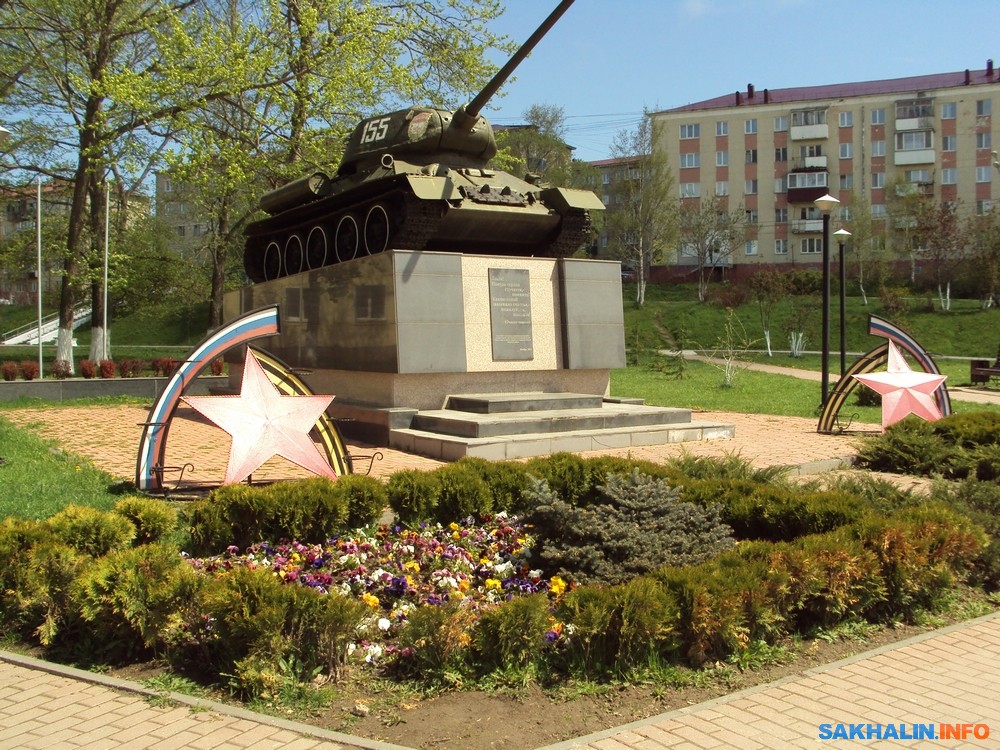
656, 63, 1000, 115
588, 155, 641, 167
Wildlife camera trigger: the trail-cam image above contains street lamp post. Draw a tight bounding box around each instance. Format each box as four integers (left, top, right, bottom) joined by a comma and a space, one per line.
834, 228, 852, 377
814, 194, 840, 406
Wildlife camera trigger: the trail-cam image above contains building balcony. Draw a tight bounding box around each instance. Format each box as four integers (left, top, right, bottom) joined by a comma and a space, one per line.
895, 116, 934, 131
791, 156, 828, 170
791, 219, 823, 233
790, 124, 829, 141
894, 149, 935, 166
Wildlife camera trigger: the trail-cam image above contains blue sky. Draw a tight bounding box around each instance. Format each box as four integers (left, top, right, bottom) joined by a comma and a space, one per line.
482, 0, 1000, 161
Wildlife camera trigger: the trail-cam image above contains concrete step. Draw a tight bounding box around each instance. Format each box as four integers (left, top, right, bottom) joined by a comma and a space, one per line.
445, 392, 604, 414
390, 420, 736, 462
411, 402, 693, 439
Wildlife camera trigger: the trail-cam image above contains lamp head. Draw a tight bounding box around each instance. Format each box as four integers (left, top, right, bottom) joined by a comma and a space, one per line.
814, 194, 840, 214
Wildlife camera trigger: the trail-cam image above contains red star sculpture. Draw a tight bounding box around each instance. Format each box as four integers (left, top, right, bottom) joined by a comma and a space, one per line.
182, 349, 336, 484
852, 341, 947, 430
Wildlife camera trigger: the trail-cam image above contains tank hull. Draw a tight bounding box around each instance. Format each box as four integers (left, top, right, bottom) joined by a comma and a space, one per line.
244, 167, 603, 283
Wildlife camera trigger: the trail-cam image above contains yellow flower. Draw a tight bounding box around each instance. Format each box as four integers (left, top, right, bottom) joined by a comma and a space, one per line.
458, 579, 470, 592
361, 593, 380, 608
485, 578, 501, 592
404, 560, 420, 573
449, 522, 460, 531
549, 576, 567, 596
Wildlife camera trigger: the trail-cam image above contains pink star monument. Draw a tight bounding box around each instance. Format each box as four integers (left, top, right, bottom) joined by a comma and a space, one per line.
852, 340, 947, 430
182, 349, 337, 484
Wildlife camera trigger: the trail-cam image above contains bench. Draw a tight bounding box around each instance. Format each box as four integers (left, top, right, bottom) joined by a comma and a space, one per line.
971, 345, 1000, 384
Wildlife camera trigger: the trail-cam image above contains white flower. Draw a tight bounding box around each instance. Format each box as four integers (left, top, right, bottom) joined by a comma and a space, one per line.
377, 618, 391, 631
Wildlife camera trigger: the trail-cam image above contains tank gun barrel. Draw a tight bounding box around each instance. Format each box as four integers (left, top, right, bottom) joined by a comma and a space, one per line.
454, 0, 574, 130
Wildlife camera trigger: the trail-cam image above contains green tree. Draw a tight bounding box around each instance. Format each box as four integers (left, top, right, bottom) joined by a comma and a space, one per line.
747, 266, 785, 356
494, 103, 573, 186
604, 114, 677, 306
677, 196, 746, 304
965, 210, 1000, 309
913, 199, 965, 310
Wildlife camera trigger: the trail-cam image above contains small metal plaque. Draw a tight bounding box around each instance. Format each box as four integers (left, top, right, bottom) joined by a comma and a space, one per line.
488, 268, 533, 361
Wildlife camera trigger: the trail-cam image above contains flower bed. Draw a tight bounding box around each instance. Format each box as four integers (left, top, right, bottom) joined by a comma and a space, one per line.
187, 514, 570, 665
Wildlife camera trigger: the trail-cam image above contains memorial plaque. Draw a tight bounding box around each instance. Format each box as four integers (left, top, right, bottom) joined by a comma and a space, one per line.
488, 268, 533, 361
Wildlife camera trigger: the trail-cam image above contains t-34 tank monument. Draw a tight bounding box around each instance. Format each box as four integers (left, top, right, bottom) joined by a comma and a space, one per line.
224, 0, 734, 460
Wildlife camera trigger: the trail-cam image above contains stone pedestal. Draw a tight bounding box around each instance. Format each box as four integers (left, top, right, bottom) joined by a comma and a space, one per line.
223, 250, 627, 440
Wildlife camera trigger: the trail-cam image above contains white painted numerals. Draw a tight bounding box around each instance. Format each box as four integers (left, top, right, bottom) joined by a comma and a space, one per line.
360, 116, 391, 144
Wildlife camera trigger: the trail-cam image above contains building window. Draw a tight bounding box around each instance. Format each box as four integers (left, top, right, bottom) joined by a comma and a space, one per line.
774, 115, 788, 132
775, 207, 788, 223
680, 123, 700, 139
716, 150, 728, 167
745, 149, 757, 164
895, 130, 933, 150
978, 132, 992, 149
680, 152, 700, 168
840, 207, 852, 221
602, 172, 611, 185
872, 204, 887, 217
839, 111, 853, 127
976, 166, 992, 183
905, 169, 931, 183
774, 176, 787, 194
871, 108, 885, 125
800, 144, 823, 158
977, 99, 992, 116
801, 238, 822, 254
942, 135, 956, 152
716, 121, 728, 136
775, 146, 787, 162
791, 109, 827, 126
745, 118, 758, 134
839, 143, 853, 159
775, 239, 788, 255
941, 168, 957, 185
871, 171, 885, 188
941, 102, 957, 119
176, 226, 185, 237
787, 172, 827, 189
840, 173, 854, 189
871, 139, 886, 157
680, 183, 701, 198
745, 209, 758, 224
715, 181, 729, 196
978, 200, 993, 215
745, 240, 758, 256
744, 179, 758, 195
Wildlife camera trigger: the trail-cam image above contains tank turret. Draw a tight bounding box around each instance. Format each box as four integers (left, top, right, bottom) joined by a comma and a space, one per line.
244, 0, 604, 283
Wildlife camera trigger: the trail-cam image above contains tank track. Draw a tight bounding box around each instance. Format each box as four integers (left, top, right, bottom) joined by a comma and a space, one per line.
245, 192, 592, 282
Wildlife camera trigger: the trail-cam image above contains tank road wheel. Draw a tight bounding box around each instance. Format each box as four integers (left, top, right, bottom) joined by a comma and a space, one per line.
335, 215, 359, 262
284, 234, 304, 276
262, 241, 282, 281
364, 203, 391, 255
306, 226, 327, 270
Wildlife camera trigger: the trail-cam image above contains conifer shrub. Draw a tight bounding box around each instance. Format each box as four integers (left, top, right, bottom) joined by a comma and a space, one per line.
583, 455, 677, 490
852, 505, 986, 619
74, 542, 203, 657
331, 473, 388, 528
473, 593, 551, 673
680, 480, 868, 541
112, 496, 177, 545
455, 457, 533, 515
0, 518, 58, 629
392, 602, 474, 682
18, 542, 91, 646
524, 470, 734, 585
928, 411, 1000, 448
185, 478, 349, 555
47, 505, 135, 557
524, 452, 591, 505
555, 576, 682, 676
930, 478, 1000, 589
386, 469, 441, 526
429, 462, 492, 523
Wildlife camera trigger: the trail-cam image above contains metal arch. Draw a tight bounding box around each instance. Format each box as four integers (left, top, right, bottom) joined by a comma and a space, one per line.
816, 314, 952, 434
817, 343, 889, 434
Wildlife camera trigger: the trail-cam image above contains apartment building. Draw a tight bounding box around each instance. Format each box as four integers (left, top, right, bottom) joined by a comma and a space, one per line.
649, 61, 1000, 279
